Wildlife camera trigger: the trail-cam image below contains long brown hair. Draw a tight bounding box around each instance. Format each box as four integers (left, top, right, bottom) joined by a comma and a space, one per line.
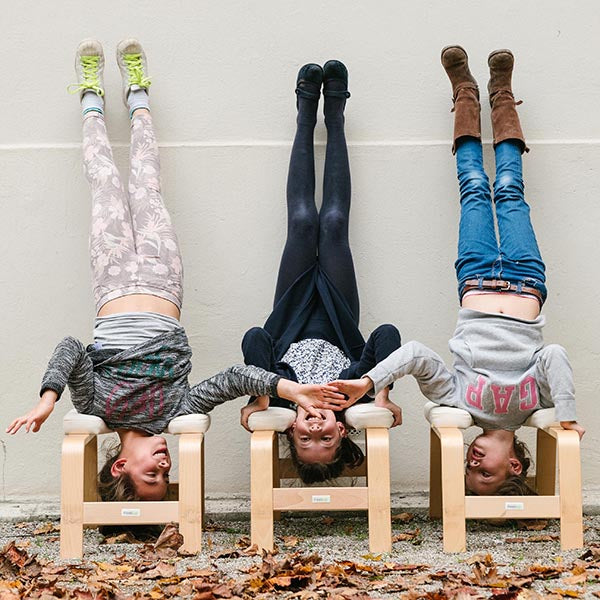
285, 432, 364, 484
97, 440, 139, 502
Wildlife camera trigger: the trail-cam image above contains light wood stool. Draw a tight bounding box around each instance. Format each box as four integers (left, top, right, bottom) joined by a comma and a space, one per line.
60, 409, 209, 559
425, 402, 583, 552
249, 404, 394, 553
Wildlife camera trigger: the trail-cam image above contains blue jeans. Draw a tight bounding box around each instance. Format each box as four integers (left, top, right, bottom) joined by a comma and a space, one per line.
454, 138, 547, 302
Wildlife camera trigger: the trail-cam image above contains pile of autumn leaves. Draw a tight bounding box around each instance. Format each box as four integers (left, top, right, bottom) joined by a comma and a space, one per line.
0, 524, 599, 600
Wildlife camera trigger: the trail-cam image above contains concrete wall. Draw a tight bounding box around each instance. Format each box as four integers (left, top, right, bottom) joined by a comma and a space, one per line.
2, 0, 599, 501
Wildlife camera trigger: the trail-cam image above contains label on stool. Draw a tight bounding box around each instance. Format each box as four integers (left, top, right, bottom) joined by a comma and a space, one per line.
121, 508, 141, 517
505, 501, 524, 511
312, 495, 331, 504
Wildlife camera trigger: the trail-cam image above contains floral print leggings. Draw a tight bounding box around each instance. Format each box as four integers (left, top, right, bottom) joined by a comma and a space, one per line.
82, 112, 183, 313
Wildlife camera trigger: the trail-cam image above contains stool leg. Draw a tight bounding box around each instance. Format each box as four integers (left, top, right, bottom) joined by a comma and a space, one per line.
438, 427, 466, 553
555, 428, 583, 550
272, 434, 281, 522
366, 428, 391, 553
535, 428, 557, 495
60, 434, 90, 559
83, 436, 98, 502
201, 441, 206, 529
178, 433, 203, 553
251, 430, 275, 551
429, 428, 442, 518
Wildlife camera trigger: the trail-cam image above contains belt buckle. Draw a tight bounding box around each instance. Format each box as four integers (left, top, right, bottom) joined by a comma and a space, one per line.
492, 279, 511, 291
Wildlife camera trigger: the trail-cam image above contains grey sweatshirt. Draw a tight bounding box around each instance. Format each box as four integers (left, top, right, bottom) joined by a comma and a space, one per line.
366, 309, 576, 430
40, 328, 281, 434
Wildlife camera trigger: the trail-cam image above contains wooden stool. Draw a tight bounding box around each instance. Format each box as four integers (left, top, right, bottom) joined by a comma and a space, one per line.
249, 404, 394, 553
60, 409, 209, 559
425, 402, 583, 552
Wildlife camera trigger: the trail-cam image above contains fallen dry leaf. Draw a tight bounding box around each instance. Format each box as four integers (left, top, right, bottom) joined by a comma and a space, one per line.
549, 589, 581, 598
392, 528, 421, 543
32, 522, 60, 535
391, 512, 414, 523
281, 535, 301, 547
154, 522, 184, 551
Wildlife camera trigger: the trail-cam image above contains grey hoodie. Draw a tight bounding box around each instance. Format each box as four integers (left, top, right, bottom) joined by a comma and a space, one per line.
40, 328, 280, 434
366, 308, 576, 430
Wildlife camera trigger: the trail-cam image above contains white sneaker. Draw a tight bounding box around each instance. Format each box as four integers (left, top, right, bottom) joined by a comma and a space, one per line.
116, 38, 151, 107
69, 38, 105, 98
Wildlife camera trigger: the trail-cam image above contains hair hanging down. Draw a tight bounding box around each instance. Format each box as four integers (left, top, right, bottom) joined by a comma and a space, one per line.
494, 436, 536, 496
466, 436, 536, 497
97, 440, 140, 502
286, 434, 365, 484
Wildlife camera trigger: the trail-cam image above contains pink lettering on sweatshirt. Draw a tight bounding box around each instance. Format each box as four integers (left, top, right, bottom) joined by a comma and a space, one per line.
519, 376, 539, 411
106, 382, 165, 419
490, 385, 515, 414
466, 375, 486, 409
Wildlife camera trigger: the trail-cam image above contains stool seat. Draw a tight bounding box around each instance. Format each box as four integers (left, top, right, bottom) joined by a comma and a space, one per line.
167, 413, 211, 434
423, 402, 557, 431
423, 403, 473, 429
248, 407, 296, 432
346, 403, 395, 429
62, 409, 211, 435
63, 409, 112, 435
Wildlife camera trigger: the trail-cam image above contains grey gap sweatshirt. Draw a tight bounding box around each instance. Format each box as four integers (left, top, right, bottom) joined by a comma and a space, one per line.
40, 328, 281, 434
366, 308, 576, 430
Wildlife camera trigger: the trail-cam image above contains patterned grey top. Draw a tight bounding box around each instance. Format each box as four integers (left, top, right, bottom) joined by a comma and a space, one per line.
40, 328, 281, 434
282, 338, 350, 385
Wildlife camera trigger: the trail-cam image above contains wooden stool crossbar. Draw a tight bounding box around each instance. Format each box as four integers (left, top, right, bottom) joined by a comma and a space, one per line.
249, 405, 394, 553
60, 409, 209, 559
425, 402, 583, 552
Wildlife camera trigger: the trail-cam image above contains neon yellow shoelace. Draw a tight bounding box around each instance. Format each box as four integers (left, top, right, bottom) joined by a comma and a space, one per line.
123, 53, 151, 89
67, 55, 104, 96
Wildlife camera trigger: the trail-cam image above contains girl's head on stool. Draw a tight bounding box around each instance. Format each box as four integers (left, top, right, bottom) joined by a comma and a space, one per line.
286, 407, 364, 484
465, 430, 533, 496
98, 431, 171, 502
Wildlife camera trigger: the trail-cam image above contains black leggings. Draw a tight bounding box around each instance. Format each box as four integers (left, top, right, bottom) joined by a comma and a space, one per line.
243, 92, 401, 380
274, 89, 359, 321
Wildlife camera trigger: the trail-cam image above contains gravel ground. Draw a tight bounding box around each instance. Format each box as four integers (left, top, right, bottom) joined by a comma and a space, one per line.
2, 511, 600, 598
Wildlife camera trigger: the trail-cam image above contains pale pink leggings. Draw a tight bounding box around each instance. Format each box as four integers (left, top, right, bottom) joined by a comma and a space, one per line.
82, 112, 183, 312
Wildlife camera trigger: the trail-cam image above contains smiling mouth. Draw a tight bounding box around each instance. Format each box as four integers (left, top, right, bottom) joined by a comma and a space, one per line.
153, 447, 168, 457
471, 446, 484, 459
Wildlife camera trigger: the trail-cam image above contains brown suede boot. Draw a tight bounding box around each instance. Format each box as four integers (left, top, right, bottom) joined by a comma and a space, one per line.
488, 49, 528, 153
441, 45, 481, 153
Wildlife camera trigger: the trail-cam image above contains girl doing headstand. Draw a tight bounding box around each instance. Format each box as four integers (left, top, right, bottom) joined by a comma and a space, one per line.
6, 39, 343, 502
333, 47, 584, 495
240, 61, 402, 484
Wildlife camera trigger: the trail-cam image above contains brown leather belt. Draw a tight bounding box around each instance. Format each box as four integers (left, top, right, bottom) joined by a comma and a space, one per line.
462, 279, 543, 303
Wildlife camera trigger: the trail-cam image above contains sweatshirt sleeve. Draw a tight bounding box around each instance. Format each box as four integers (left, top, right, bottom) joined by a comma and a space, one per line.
535, 344, 576, 422
365, 341, 455, 402
186, 364, 281, 414
40, 337, 95, 408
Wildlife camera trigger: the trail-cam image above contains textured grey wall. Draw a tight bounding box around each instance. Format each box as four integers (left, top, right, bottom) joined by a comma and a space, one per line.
1, 0, 599, 501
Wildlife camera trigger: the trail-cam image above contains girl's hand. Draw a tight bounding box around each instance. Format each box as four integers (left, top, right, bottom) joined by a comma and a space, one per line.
6, 391, 58, 434
294, 383, 347, 416
276, 379, 346, 415
240, 395, 270, 432
328, 377, 373, 409
374, 388, 402, 427
560, 420, 585, 440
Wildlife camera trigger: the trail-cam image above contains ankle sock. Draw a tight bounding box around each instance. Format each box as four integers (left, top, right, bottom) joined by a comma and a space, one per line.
324, 79, 347, 123
81, 91, 104, 116
127, 88, 150, 117
296, 81, 319, 126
